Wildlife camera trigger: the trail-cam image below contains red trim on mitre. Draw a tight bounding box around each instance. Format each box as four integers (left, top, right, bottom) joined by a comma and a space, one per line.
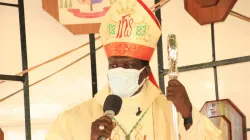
104, 42, 154, 61
137, 0, 160, 29
149, 71, 159, 88
136, 0, 160, 89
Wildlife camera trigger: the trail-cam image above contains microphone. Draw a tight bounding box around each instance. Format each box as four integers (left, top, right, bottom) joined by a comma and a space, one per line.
98, 95, 122, 140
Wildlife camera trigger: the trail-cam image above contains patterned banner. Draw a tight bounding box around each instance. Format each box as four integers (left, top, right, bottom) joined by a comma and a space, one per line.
58, 0, 154, 25
42, 0, 155, 34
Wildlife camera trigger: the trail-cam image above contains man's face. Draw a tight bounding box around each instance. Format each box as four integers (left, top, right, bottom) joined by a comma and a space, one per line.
108, 56, 150, 84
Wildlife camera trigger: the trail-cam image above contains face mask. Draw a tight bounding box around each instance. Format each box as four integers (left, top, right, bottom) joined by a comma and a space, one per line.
107, 67, 146, 98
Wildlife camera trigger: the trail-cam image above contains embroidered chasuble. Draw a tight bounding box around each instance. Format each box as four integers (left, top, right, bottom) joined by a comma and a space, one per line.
46, 80, 222, 140
109, 81, 155, 140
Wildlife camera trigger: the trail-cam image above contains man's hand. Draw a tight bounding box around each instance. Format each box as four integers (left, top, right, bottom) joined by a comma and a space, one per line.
166, 79, 192, 118
91, 116, 116, 140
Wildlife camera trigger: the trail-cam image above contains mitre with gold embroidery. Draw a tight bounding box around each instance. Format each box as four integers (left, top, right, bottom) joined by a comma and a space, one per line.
99, 0, 162, 87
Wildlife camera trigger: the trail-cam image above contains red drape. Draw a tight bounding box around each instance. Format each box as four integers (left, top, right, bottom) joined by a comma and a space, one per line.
148, 71, 159, 88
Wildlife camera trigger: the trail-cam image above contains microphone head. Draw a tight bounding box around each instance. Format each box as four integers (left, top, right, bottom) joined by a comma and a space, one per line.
103, 95, 122, 115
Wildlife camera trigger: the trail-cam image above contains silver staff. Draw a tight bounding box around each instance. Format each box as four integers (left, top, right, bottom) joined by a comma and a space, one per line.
167, 34, 178, 79
167, 34, 179, 140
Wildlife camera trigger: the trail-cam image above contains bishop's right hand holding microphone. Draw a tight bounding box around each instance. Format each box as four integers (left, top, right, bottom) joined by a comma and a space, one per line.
91, 95, 122, 140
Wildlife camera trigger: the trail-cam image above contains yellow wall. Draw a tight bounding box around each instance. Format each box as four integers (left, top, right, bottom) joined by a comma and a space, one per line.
0, 0, 249, 139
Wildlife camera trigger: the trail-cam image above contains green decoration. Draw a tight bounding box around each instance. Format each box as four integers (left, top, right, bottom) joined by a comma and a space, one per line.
136, 24, 147, 36
108, 24, 116, 35
113, 107, 149, 140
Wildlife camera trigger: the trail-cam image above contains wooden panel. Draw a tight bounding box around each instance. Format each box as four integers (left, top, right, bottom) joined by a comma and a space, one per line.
200, 99, 247, 140
0, 128, 3, 140
42, 0, 59, 21
64, 23, 100, 34
195, 0, 219, 7
184, 0, 237, 25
